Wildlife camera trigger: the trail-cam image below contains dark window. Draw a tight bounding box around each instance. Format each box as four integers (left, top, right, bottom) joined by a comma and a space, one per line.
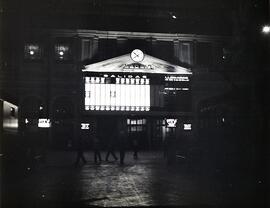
179, 42, 193, 65
196, 42, 212, 66
24, 44, 42, 60
82, 39, 91, 61
99, 39, 117, 59
155, 41, 174, 61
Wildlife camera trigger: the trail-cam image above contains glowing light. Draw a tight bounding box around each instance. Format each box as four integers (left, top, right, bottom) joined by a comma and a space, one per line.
172, 15, 177, 19
25, 118, 29, 124
38, 119, 51, 128
166, 119, 177, 128
262, 25, 270, 34
30, 50, 35, 55
184, 124, 192, 130
59, 51, 64, 56
81, 123, 90, 130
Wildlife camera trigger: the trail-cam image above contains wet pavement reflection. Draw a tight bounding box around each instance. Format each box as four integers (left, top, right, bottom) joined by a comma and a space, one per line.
2, 151, 265, 207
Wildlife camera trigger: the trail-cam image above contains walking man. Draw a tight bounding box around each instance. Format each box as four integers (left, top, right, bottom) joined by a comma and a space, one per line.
75, 137, 87, 166
131, 133, 139, 159
105, 132, 118, 161
93, 136, 102, 164
118, 130, 127, 165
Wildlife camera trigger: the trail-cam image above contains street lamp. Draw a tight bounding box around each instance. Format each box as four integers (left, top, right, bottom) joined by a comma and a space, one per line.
262, 25, 270, 34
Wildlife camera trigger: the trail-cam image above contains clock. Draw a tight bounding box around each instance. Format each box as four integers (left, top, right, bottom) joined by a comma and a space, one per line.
130, 49, 144, 62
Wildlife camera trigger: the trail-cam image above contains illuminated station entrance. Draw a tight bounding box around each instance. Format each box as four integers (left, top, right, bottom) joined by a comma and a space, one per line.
82, 51, 193, 149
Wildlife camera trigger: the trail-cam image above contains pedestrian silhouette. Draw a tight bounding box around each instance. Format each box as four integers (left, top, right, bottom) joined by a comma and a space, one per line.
118, 130, 126, 165
93, 136, 102, 164
75, 137, 87, 166
131, 133, 139, 159
105, 131, 118, 161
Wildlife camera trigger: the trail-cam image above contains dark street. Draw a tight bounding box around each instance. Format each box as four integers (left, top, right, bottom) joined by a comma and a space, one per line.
1, 151, 267, 207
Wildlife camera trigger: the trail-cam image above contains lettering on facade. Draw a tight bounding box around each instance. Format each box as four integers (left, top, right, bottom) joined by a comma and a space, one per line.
166, 119, 178, 128
164, 76, 189, 82
184, 123, 192, 130
123, 64, 153, 70
81, 123, 90, 130
38, 119, 51, 128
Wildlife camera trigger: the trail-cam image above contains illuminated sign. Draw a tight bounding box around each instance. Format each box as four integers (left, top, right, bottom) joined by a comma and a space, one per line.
184, 124, 192, 130
85, 76, 150, 111
166, 119, 178, 128
164, 87, 189, 91
165, 76, 189, 82
38, 119, 51, 128
81, 123, 90, 130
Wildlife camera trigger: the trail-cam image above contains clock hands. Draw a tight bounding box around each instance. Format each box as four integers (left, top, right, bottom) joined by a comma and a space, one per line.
132, 52, 139, 58
131, 49, 144, 62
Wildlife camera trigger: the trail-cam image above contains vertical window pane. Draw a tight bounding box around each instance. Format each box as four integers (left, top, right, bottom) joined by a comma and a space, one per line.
116, 83, 121, 107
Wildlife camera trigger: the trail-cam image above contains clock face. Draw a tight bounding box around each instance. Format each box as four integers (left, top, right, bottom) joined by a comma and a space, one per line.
130, 49, 144, 62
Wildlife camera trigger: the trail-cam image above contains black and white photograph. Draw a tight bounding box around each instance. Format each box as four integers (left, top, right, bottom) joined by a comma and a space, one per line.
0, 0, 269, 207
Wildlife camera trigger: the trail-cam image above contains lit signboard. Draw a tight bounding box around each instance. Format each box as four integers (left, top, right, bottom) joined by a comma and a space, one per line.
164, 76, 189, 82
81, 123, 90, 130
38, 119, 51, 128
166, 119, 178, 128
164, 75, 191, 112
2, 101, 18, 133
85, 76, 150, 111
184, 124, 192, 130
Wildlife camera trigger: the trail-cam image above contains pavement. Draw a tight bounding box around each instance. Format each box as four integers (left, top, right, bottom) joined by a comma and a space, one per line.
1, 151, 268, 208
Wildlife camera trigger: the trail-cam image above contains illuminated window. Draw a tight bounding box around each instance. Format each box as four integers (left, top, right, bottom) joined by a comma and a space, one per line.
55, 44, 71, 61
127, 118, 147, 133
24, 44, 42, 60
85, 75, 150, 111
85, 77, 90, 83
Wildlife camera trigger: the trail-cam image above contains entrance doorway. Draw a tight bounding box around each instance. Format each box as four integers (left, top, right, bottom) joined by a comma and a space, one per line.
96, 117, 118, 148
126, 118, 148, 149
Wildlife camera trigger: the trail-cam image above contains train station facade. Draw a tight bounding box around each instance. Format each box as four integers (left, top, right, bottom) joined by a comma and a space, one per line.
6, 29, 231, 149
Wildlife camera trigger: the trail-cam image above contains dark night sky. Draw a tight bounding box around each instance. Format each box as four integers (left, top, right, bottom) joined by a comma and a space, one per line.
2, 0, 267, 35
